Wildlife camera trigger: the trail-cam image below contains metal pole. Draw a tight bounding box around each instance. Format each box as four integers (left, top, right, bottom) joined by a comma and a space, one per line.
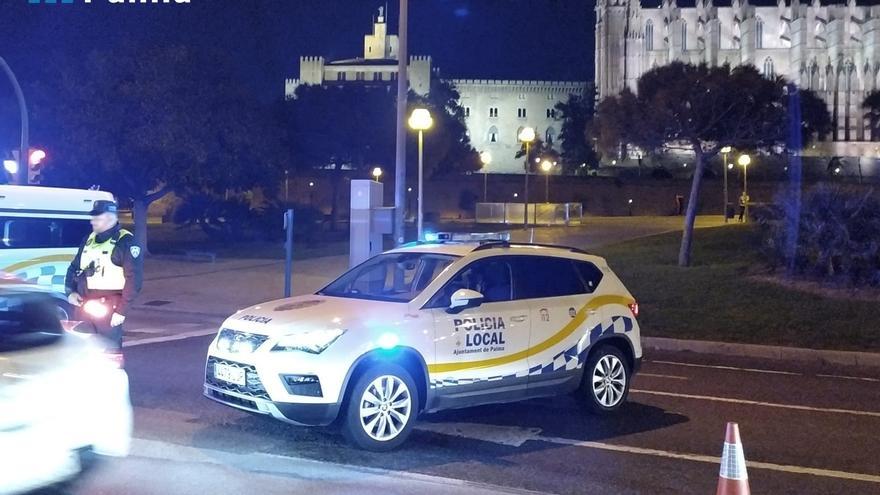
523, 142, 530, 228
0, 57, 28, 185
393, 0, 409, 246
483, 171, 488, 203
545, 172, 549, 203
743, 164, 749, 223
284, 170, 289, 202
283, 209, 294, 297
417, 130, 424, 241
722, 152, 729, 223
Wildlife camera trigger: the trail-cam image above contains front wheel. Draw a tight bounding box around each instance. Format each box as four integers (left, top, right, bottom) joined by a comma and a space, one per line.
579, 345, 630, 414
342, 364, 418, 451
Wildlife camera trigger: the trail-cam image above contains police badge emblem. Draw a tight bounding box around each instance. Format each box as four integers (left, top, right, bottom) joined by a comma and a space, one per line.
130, 246, 141, 259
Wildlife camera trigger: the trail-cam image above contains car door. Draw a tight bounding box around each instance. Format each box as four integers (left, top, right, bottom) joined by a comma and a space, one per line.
425, 256, 531, 409
509, 256, 606, 394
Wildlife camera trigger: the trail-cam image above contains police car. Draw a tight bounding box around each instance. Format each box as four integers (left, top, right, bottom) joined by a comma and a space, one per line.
204, 233, 641, 451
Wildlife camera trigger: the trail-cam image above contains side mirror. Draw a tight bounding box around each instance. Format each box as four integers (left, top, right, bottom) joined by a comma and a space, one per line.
447, 289, 484, 314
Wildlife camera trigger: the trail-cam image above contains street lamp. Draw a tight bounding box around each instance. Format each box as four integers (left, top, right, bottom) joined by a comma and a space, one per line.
518, 126, 536, 228
480, 151, 492, 203
540, 160, 553, 203
408, 107, 433, 241
372, 167, 383, 182
3, 159, 18, 175
737, 154, 751, 222
720, 146, 732, 223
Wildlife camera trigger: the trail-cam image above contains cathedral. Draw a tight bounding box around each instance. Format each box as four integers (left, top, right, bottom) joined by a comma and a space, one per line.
595, 0, 880, 143
285, 7, 588, 174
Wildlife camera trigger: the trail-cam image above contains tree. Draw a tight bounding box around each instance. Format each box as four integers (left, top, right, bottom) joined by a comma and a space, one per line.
863, 90, 880, 141
285, 79, 480, 228
554, 88, 600, 173
593, 62, 831, 266
514, 137, 559, 173
35, 46, 281, 249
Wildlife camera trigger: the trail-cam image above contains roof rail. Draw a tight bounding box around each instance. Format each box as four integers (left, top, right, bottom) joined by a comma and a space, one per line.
471, 242, 588, 255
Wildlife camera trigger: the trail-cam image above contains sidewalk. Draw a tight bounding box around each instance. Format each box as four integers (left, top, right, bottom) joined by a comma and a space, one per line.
132, 216, 724, 317
134, 255, 347, 316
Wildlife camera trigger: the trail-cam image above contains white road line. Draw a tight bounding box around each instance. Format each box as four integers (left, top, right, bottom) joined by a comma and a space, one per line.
123, 329, 218, 348
540, 435, 880, 484
817, 374, 880, 383
637, 373, 689, 380
650, 360, 801, 376
631, 389, 880, 418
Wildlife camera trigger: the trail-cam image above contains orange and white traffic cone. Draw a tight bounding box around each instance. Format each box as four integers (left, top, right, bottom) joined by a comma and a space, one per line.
716, 422, 750, 495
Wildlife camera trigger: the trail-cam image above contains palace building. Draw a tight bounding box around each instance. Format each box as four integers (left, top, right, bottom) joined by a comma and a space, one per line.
285, 7, 588, 174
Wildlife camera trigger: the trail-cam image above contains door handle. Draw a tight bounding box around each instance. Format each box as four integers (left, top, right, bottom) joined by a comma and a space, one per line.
511, 315, 528, 323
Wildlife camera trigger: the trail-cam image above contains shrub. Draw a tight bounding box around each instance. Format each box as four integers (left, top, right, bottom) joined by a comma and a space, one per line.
758, 185, 880, 286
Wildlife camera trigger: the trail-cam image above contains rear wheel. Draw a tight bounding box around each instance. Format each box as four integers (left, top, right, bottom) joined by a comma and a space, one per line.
342, 363, 418, 451
580, 345, 630, 414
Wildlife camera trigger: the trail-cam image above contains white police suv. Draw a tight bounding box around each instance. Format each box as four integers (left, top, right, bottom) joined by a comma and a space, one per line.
204, 233, 641, 451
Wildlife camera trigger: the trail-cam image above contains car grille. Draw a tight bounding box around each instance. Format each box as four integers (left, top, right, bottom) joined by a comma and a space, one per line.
205, 357, 270, 400
217, 328, 270, 353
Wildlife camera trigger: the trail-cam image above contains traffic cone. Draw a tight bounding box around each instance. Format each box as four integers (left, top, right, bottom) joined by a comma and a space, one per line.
716, 422, 750, 495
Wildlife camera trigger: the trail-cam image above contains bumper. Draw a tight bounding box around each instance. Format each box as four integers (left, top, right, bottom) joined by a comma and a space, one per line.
632, 356, 643, 375
203, 385, 341, 426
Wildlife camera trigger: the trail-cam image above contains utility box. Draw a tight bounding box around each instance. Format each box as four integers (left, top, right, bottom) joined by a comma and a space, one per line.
349, 180, 393, 267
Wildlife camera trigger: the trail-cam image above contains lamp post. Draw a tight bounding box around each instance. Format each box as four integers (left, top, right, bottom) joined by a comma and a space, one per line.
372, 167, 383, 182
408, 107, 433, 241
737, 154, 751, 222
480, 151, 492, 203
518, 127, 536, 228
0, 57, 28, 186
540, 160, 553, 203
720, 146, 732, 223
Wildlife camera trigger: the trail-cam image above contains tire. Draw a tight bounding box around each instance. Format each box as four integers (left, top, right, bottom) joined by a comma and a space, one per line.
54, 300, 73, 322
579, 345, 631, 415
342, 363, 418, 452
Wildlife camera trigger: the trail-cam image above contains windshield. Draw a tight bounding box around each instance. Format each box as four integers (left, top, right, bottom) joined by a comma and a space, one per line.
319, 252, 458, 302
0, 292, 63, 353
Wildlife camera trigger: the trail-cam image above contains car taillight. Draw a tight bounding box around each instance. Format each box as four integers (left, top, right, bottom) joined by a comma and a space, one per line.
628, 302, 639, 317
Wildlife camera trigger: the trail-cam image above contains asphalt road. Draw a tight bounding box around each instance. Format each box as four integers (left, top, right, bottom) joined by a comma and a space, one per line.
54, 310, 880, 495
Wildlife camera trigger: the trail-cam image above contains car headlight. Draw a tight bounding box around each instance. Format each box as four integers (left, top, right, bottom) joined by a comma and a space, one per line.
271, 329, 345, 354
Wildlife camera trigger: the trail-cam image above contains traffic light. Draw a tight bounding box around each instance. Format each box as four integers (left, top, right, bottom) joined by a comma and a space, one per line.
27, 148, 46, 184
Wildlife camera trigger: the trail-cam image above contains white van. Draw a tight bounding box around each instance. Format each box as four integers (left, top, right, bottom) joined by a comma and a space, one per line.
0, 185, 115, 314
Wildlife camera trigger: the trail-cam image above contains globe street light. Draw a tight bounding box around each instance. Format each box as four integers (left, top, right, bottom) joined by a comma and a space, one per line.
408, 107, 433, 241
517, 126, 536, 228
737, 154, 751, 222
540, 160, 553, 203
480, 151, 492, 203
720, 146, 732, 223
372, 167, 383, 182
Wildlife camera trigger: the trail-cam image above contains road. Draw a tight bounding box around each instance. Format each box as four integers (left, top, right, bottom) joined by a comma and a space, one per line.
49, 310, 880, 495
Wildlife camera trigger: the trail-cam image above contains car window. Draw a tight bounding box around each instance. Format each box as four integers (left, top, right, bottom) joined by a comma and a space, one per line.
0, 292, 63, 353
0, 217, 90, 249
319, 253, 458, 303
574, 261, 604, 293
510, 256, 588, 299
427, 257, 513, 308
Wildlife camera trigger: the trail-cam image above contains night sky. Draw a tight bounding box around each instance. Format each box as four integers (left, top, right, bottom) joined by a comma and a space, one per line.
0, 0, 595, 104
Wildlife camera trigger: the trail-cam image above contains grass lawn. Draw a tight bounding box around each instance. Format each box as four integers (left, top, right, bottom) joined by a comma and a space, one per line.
595, 225, 880, 352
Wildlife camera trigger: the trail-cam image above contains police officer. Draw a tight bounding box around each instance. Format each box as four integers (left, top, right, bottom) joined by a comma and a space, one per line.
65, 200, 143, 349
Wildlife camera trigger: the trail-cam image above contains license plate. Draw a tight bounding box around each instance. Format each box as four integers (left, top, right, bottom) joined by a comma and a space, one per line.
214, 363, 246, 386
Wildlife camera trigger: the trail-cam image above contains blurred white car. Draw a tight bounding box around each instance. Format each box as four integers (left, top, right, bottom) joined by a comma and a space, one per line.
0, 288, 132, 495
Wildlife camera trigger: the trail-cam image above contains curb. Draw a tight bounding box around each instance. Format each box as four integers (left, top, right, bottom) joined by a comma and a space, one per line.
643, 336, 880, 370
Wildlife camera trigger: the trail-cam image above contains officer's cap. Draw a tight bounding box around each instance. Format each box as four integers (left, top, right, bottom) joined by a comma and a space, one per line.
89, 200, 119, 216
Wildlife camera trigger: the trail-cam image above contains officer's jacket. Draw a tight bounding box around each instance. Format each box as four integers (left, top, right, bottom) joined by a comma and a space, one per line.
65, 224, 143, 316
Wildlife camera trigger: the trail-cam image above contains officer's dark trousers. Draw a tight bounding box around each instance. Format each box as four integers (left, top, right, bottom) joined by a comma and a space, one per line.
75, 294, 124, 350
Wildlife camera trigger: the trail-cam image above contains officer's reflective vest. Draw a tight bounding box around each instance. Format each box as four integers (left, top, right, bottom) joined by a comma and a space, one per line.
80, 229, 132, 291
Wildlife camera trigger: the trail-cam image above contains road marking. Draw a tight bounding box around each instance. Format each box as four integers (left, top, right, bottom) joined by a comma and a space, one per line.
637, 373, 688, 380
817, 374, 880, 383
416, 422, 880, 485
123, 329, 218, 348
539, 435, 880, 484
630, 389, 880, 418
650, 360, 801, 376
